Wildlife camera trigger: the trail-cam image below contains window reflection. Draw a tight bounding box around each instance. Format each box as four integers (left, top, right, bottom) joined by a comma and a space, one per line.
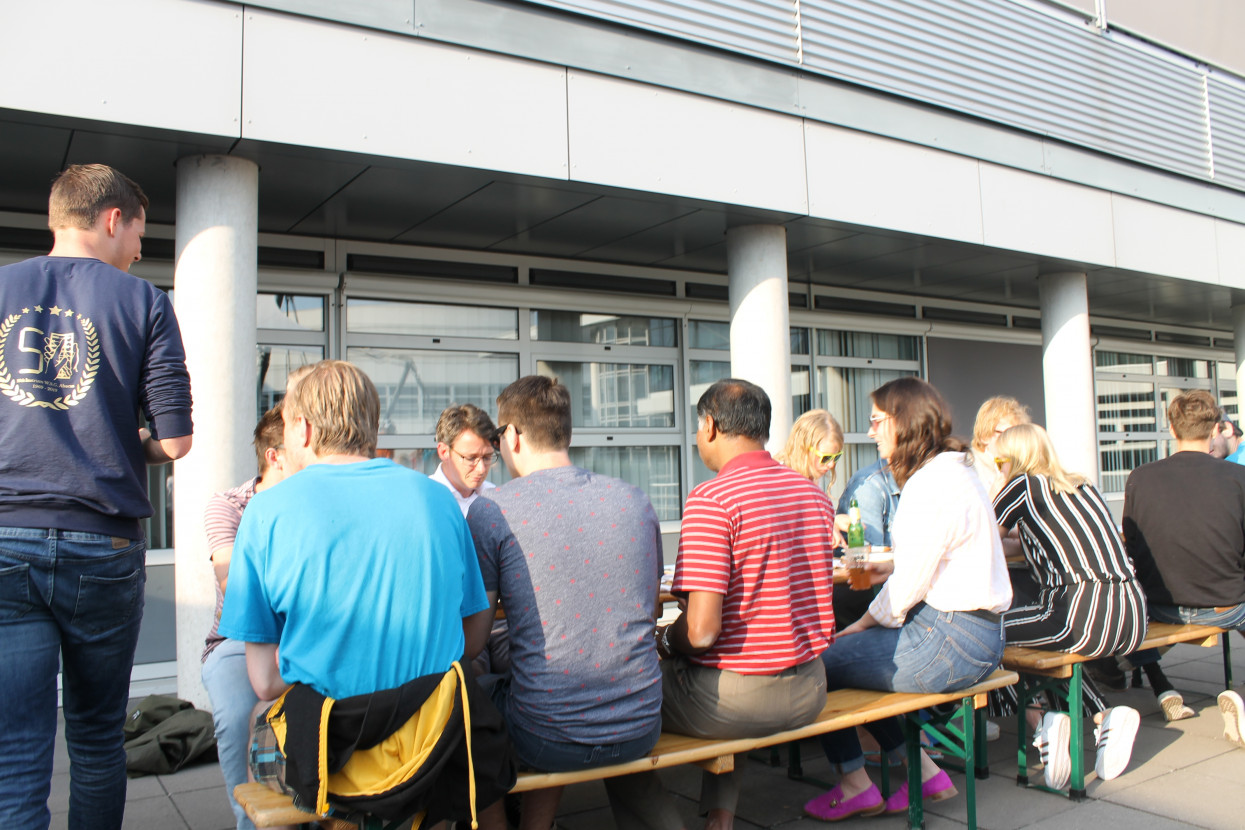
257, 345, 324, 420
568, 446, 681, 522
348, 299, 518, 340
348, 348, 519, 434
1097, 381, 1157, 433
818, 367, 917, 434
538, 361, 675, 428
1099, 440, 1158, 493
257, 293, 324, 331
531, 310, 676, 347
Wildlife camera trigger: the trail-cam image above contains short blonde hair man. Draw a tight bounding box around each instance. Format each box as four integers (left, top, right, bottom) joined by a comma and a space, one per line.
283, 360, 380, 458
972, 396, 1032, 453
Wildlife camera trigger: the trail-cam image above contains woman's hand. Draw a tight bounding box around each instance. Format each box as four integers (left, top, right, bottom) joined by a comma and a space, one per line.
837, 611, 879, 637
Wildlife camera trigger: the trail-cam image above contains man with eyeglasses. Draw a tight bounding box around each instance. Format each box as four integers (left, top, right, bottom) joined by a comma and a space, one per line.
430, 404, 499, 516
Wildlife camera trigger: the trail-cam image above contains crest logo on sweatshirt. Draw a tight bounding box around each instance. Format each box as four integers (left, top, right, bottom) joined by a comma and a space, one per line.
0, 305, 98, 410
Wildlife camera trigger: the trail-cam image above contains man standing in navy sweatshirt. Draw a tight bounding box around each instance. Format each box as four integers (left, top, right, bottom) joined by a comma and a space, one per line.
0, 164, 193, 830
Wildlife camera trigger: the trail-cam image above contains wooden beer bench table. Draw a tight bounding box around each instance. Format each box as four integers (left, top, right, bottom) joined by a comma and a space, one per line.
235, 668, 1019, 830
1003, 621, 1230, 800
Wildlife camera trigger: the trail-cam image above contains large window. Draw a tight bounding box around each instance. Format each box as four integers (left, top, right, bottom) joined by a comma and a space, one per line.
1094, 348, 1233, 493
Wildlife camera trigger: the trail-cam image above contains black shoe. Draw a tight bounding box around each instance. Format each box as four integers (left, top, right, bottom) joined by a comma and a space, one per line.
1084, 657, 1129, 691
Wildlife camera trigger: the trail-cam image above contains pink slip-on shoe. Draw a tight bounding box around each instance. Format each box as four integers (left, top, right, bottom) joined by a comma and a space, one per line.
883, 769, 958, 814
804, 784, 885, 821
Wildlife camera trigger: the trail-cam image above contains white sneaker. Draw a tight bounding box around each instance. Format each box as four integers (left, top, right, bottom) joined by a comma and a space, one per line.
985, 718, 1001, 742
1218, 690, 1245, 748
1033, 712, 1071, 790
1094, 706, 1140, 781
1157, 689, 1195, 722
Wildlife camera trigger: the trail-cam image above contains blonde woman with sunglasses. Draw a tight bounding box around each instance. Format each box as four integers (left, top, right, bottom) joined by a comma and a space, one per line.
775, 409, 845, 489
992, 423, 1146, 788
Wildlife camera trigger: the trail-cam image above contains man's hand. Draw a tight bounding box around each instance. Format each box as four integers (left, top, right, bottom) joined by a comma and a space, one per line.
245, 642, 290, 700
140, 427, 192, 464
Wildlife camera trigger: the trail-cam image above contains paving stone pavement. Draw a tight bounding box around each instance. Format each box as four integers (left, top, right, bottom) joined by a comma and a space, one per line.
45, 640, 1245, 829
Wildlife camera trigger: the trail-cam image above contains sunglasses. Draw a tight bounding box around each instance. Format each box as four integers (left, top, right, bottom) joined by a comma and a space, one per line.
993, 456, 1010, 471
811, 448, 843, 465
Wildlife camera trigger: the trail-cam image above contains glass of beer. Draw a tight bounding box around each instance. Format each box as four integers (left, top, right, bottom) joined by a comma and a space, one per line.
847, 545, 872, 591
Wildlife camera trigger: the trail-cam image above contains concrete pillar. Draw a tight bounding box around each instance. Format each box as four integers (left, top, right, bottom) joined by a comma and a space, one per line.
726, 225, 791, 453
1038, 271, 1097, 482
173, 155, 258, 707
1232, 293, 1245, 399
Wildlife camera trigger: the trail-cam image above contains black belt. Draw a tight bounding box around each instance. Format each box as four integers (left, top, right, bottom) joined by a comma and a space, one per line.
906, 601, 1001, 625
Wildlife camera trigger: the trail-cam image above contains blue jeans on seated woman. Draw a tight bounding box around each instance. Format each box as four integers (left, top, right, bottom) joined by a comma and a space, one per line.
818, 602, 1005, 772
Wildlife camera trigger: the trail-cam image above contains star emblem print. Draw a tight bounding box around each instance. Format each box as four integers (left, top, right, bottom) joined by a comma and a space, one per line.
62, 308, 73, 317
49, 305, 62, 316
34, 305, 42, 312
21, 308, 28, 314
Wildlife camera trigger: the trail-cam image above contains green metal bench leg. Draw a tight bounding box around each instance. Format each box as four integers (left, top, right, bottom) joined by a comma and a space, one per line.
973, 705, 989, 780
786, 740, 804, 779
1016, 678, 1032, 786
1224, 634, 1233, 690
903, 713, 925, 830
1068, 663, 1086, 801
962, 696, 978, 830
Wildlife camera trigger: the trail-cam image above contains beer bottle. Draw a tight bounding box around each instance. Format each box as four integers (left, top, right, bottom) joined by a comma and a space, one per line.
847, 498, 865, 549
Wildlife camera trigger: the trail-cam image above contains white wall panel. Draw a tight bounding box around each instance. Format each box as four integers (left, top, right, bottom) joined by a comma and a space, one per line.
805, 122, 983, 243
242, 10, 569, 179
0, 0, 241, 136
566, 71, 807, 213
1112, 195, 1219, 282
979, 164, 1115, 266
1214, 219, 1245, 289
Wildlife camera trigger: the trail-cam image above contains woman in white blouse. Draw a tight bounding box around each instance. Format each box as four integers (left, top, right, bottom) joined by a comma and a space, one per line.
804, 377, 1012, 822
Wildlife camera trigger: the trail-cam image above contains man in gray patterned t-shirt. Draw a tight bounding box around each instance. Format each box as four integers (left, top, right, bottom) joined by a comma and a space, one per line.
468, 375, 672, 830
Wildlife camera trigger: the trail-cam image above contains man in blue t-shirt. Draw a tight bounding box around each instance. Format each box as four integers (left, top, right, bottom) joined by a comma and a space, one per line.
218, 361, 492, 782
0, 164, 192, 830
468, 375, 666, 830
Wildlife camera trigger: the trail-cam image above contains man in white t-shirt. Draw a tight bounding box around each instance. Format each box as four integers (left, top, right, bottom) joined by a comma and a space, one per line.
430, 404, 498, 516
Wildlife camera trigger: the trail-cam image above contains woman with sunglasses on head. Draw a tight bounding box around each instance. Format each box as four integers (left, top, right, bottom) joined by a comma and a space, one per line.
991, 423, 1145, 789
804, 377, 1012, 822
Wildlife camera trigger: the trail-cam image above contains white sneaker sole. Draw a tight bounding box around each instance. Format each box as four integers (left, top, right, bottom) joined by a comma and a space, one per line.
1218, 690, 1245, 748
1037, 712, 1071, 791
1095, 706, 1140, 781
1157, 690, 1195, 722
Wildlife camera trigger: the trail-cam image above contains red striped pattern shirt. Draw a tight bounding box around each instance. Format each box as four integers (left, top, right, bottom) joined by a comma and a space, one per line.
673, 451, 837, 674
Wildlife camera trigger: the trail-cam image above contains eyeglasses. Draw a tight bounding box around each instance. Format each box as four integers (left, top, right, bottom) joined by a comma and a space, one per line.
868, 413, 890, 425
494, 423, 522, 444
811, 448, 843, 465
993, 456, 1010, 471
450, 446, 495, 468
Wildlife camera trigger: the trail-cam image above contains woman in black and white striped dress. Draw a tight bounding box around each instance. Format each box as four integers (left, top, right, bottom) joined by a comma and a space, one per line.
991, 423, 1146, 787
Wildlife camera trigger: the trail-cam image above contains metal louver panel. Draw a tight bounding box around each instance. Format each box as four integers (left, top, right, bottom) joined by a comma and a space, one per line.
798, 0, 1210, 179
1209, 76, 1245, 190
524, 0, 799, 64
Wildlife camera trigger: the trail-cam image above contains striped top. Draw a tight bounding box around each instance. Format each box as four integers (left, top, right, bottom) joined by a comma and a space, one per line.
673, 451, 837, 674
201, 477, 257, 662
995, 473, 1138, 587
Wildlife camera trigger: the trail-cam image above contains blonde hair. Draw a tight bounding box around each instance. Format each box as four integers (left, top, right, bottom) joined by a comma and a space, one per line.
994, 423, 1086, 495
972, 396, 1032, 452
775, 409, 844, 486
283, 360, 379, 458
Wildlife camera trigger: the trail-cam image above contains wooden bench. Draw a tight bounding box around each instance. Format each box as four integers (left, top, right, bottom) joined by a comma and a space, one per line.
235, 668, 1018, 830
1003, 621, 1229, 800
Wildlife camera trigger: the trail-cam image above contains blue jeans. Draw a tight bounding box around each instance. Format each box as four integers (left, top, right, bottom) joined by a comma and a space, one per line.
202, 639, 259, 830
488, 675, 661, 771
818, 603, 1005, 772
0, 528, 146, 830
1149, 601, 1245, 631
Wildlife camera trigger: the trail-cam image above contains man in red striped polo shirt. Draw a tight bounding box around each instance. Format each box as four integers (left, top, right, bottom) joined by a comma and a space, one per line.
653, 378, 838, 830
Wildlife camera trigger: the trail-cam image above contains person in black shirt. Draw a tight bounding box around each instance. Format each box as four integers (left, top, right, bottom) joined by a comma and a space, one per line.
1123, 389, 1245, 748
